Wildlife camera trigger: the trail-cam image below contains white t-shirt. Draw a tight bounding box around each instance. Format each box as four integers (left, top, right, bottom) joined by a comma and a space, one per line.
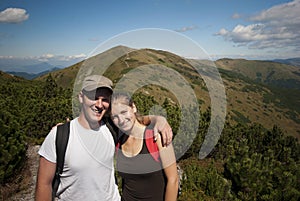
38, 118, 121, 201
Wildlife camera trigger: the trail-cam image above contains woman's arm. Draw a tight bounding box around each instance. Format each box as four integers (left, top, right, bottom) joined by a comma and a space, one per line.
156, 136, 179, 201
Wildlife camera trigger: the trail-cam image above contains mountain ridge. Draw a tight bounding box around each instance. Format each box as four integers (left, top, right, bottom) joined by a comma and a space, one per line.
6, 67, 62, 80
272, 57, 300, 67
33, 46, 300, 139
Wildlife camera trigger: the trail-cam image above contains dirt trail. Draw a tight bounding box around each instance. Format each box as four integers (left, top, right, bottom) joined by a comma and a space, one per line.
7, 145, 40, 201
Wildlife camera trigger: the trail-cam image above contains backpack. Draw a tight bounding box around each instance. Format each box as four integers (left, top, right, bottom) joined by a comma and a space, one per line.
116, 128, 160, 162
52, 118, 118, 200
52, 122, 70, 200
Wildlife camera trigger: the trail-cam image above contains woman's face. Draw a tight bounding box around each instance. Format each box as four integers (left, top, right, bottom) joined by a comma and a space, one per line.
111, 102, 137, 133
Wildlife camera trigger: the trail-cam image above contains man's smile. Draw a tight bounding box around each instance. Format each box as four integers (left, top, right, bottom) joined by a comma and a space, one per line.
91, 107, 103, 114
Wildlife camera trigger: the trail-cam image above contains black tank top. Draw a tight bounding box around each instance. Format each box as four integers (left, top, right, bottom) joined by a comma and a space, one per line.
116, 132, 166, 201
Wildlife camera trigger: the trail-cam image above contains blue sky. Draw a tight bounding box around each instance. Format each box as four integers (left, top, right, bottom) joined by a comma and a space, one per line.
0, 0, 299, 70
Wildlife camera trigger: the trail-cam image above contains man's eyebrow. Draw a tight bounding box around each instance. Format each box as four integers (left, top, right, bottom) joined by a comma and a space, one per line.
95, 94, 110, 99
120, 109, 128, 114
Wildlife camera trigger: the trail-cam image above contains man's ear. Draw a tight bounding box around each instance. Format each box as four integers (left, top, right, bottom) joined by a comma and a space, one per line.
78, 91, 84, 103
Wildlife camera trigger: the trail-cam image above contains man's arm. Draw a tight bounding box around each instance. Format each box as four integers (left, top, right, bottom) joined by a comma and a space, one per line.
142, 115, 173, 146
35, 157, 56, 201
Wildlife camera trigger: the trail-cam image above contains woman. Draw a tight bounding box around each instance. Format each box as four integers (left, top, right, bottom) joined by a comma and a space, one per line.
110, 92, 178, 201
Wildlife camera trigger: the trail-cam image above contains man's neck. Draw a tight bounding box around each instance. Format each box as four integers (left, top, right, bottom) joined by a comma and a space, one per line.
78, 115, 102, 131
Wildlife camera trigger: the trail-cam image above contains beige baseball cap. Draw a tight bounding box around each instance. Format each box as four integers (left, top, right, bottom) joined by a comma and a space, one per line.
81, 75, 113, 92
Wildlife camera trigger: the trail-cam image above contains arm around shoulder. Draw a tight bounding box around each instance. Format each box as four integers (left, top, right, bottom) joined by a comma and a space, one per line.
143, 115, 173, 146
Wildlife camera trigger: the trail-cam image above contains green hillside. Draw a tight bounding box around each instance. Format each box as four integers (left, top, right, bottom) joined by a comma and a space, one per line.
216, 58, 300, 89
36, 47, 300, 139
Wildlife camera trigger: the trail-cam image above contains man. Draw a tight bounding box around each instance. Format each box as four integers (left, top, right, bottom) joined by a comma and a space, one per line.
35, 75, 173, 201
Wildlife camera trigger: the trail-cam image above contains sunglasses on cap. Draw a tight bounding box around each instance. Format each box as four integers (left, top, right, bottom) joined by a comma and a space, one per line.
82, 88, 112, 100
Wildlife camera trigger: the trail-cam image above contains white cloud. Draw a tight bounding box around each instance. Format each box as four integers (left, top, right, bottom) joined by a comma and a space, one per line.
249, 0, 300, 26
55, 54, 87, 61
232, 13, 242, 19
37, 54, 55, 62
0, 8, 29, 23
0, 54, 86, 70
70, 53, 86, 59
0, 55, 14, 59
35, 54, 86, 62
175, 25, 198, 32
41, 54, 55, 59
216, 0, 300, 55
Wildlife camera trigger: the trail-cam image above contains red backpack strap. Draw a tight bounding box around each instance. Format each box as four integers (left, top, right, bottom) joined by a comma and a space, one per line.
115, 142, 120, 153
145, 129, 160, 162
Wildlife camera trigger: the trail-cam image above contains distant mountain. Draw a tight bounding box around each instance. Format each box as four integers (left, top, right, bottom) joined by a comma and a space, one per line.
0, 58, 42, 72
272, 57, 300, 67
35, 45, 135, 88
0, 56, 83, 73
6, 67, 61, 80
36, 46, 300, 139
0, 61, 59, 74
16, 62, 58, 74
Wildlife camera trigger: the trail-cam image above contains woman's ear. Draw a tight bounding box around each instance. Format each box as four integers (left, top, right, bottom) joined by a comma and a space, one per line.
132, 103, 137, 113
78, 91, 84, 103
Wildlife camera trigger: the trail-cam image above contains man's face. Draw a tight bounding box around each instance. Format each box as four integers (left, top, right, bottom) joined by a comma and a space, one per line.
79, 88, 112, 125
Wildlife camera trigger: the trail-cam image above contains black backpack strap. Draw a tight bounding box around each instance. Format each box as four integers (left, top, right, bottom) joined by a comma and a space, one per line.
103, 117, 122, 186
103, 117, 120, 145
52, 121, 71, 200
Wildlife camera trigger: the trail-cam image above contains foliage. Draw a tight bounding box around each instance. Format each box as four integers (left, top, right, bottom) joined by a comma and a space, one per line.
130, 92, 300, 200
0, 110, 26, 183
212, 124, 300, 200
178, 158, 235, 201
0, 74, 72, 183
0, 72, 299, 200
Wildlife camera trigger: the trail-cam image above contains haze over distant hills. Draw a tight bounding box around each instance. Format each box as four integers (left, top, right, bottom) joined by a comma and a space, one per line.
272, 57, 300, 67
1, 52, 300, 81
0, 61, 59, 74
6, 67, 61, 80
0, 55, 83, 74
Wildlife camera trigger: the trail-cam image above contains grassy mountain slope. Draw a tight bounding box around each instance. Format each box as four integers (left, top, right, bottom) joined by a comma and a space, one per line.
215, 58, 300, 138
35, 61, 81, 88
35, 46, 300, 139
220, 68, 300, 138
216, 58, 300, 89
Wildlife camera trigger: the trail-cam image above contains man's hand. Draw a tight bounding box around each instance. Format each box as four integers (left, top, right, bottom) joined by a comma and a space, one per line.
151, 116, 173, 146
51, 118, 70, 130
